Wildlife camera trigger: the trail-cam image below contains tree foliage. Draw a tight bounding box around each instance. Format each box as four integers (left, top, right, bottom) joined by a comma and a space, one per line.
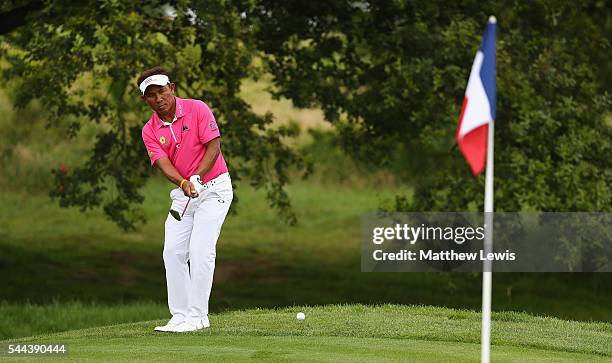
1, 0, 307, 230
254, 0, 611, 212
1, 0, 610, 231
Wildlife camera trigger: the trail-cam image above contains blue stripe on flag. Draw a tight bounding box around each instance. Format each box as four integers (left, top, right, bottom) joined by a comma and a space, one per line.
479, 21, 496, 119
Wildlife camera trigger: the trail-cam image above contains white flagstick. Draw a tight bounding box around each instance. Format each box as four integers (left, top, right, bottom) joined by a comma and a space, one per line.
481, 120, 494, 362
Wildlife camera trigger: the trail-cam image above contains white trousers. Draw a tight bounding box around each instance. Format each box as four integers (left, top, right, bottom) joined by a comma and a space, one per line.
163, 172, 233, 324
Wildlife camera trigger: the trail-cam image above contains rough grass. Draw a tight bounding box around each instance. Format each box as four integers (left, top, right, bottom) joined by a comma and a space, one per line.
2, 305, 610, 362
0, 301, 167, 341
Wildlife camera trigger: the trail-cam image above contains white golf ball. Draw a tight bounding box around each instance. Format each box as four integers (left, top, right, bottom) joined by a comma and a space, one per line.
296, 312, 305, 320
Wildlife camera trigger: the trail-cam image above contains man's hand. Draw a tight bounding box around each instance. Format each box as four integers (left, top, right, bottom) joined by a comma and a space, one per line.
181, 179, 199, 198
155, 158, 199, 197
190, 174, 205, 195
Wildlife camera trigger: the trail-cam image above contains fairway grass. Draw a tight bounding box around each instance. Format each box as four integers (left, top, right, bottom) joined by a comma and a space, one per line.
2, 305, 610, 362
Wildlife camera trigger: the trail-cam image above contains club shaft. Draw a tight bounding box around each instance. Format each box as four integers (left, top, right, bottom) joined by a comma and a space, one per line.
181, 197, 191, 218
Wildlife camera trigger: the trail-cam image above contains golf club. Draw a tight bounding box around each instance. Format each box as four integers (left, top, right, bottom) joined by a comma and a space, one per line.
169, 197, 191, 221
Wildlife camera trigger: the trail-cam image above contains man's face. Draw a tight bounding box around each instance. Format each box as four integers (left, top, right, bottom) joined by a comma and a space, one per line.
142, 83, 176, 114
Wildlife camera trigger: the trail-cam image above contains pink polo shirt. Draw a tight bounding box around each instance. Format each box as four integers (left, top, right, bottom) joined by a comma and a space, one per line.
141, 97, 228, 183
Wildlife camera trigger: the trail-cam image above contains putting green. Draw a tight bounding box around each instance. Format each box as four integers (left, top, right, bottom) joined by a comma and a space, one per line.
2, 305, 610, 362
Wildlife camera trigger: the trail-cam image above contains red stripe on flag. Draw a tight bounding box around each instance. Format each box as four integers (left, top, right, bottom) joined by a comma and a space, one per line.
457, 97, 488, 175
459, 124, 488, 175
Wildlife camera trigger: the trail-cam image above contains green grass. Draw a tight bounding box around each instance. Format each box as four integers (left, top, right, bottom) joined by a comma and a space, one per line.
0, 178, 410, 304
2, 177, 612, 328
1, 305, 610, 362
0, 301, 167, 341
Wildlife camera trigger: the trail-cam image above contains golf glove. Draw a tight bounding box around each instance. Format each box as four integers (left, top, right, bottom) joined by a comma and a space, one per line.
190, 174, 205, 195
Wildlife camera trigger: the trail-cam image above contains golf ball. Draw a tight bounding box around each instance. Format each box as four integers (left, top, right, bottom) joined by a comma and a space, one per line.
296, 312, 305, 320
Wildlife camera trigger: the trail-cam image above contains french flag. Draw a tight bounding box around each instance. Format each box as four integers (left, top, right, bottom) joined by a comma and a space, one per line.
456, 17, 496, 175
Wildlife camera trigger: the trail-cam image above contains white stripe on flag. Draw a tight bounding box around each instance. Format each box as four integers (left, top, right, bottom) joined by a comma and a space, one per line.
457, 51, 492, 139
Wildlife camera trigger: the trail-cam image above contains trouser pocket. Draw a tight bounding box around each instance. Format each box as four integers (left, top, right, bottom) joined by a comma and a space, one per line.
169, 188, 191, 216
170, 188, 183, 201
209, 181, 233, 204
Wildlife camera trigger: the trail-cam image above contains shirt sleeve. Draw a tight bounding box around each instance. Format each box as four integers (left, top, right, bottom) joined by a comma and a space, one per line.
142, 125, 167, 166
197, 101, 221, 144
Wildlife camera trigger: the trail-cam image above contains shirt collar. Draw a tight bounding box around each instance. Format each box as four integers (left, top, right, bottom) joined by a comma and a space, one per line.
154, 97, 188, 129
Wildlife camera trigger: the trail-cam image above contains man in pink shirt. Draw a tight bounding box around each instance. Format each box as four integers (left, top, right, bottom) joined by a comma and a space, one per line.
139, 66, 233, 333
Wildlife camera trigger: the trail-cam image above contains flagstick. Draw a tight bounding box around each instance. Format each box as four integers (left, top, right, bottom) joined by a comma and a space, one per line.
481, 121, 494, 362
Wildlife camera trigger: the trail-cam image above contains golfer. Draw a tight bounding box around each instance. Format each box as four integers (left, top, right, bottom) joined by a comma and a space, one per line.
138, 66, 233, 333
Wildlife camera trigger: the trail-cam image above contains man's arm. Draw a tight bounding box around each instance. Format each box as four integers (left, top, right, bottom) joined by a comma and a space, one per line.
155, 157, 198, 196
195, 137, 221, 178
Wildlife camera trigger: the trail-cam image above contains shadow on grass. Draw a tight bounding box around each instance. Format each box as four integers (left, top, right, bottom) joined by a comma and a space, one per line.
2, 241, 611, 322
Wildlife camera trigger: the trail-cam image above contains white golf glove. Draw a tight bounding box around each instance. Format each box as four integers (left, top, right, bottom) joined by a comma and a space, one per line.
189, 174, 205, 195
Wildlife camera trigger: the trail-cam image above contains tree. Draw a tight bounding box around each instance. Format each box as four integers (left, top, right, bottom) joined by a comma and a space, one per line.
2, 0, 610, 231
1, 0, 308, 230
252, 0, 611, 213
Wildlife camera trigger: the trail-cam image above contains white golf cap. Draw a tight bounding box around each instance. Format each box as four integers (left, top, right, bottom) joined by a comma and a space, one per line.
139, 74, 170, 95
